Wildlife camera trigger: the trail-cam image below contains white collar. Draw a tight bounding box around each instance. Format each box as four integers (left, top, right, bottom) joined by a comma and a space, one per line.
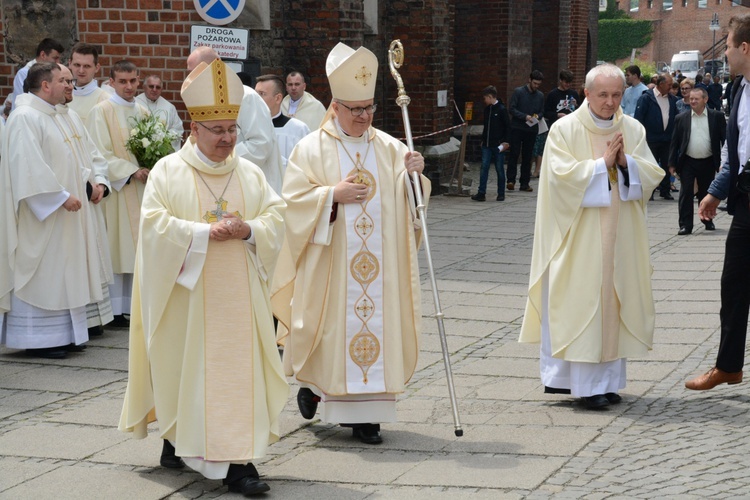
73, 79, 99, 97
110, 93, 135, 107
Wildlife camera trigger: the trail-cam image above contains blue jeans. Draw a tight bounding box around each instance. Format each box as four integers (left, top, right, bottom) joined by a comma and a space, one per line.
479, 146, 505, 197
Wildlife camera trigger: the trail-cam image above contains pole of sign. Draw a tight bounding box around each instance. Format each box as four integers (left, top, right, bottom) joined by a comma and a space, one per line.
387, 39, 463, 437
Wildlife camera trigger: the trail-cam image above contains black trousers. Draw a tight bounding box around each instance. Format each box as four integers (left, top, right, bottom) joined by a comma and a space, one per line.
507, 128, 536, 188
717, 196, 750, 373
646, 140, 671, 196
677, 156, 715, 230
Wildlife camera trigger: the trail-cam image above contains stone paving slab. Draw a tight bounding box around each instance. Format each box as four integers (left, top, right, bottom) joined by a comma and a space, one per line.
0, 364, 124, 393
0, 423, 129, 460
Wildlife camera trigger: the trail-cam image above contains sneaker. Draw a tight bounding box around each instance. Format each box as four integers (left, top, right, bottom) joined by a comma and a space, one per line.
520, 185, 533, 192
506, 182, 515, 191
470, 193, 486, 202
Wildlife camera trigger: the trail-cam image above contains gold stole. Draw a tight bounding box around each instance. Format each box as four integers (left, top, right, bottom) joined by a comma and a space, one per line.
194, 168, 255, 460
102, 101, 141, 248
590, 134, 621, 362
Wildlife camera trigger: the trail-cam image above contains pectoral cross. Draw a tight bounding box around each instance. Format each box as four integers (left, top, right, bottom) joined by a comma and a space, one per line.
202, 198, 242, 223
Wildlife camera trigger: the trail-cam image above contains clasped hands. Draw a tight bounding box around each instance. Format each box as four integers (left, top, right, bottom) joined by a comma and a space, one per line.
603, 133, 627, 170
210, 213, 251, 241
332, 151, 425, 204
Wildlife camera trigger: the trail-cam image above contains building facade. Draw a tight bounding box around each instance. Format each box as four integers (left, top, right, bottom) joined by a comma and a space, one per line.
0, 0, 598, 171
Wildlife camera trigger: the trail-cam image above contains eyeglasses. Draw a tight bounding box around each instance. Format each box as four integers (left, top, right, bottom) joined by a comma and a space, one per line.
64, 79, 77, 86
147, 85, 162, 90
196, 121, 241, 137
337, 102, 377, 117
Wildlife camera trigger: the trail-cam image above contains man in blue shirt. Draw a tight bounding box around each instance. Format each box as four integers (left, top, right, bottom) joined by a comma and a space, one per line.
621, 65, 648, 117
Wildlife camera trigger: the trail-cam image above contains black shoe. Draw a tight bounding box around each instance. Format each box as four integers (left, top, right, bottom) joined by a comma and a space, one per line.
88, 325, 103, 337
718, 204, 728, 212
160, 440, 185, 469
26, 347, 67, 359
582, 394, 610, 409
65, 343, 87, 352
350, 423, 382, 444
109, 315, 130, 328
678, 227, 692, 235
470, 193, 486, 202
704, 221, 716, 230
544, 386, 571, 394
226, 476, 270, 496
297, 388, 319, 420
496, 195, 505, 201
604, 393, 622, 404
519, 185, 533, 192
660, 193, 675, 200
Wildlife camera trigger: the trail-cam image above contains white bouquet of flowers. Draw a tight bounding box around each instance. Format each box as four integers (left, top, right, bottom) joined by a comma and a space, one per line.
125, 113, 181, 169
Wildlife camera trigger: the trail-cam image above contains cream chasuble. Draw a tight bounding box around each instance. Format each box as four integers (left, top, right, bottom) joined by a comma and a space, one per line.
281, 91, 327, 131
70, 84, 109, 126
119, 140, 288, 465
87, 98, 148, 277
135, 94, 184, 152
272, 119, 430, 423
0, 94, 105, 347
520, 101, 665, 363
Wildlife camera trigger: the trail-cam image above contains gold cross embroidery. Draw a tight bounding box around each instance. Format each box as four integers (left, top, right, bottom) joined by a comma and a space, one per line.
356, 216, 373, 235
356, 298, 374, 318
355, 66, 372, 86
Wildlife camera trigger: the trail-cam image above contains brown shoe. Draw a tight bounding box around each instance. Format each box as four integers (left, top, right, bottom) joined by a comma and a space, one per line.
506, 182, 515, 191
685, 367, 743, 391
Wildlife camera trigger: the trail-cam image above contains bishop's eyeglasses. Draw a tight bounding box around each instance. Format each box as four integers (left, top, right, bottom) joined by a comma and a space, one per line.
337, 102, 378, 117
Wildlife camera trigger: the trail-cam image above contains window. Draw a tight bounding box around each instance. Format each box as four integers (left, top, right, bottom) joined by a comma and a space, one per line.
663, 0, 673, 10
648, 0, 653, 7
630, 0, 639, 10
698, 0, 707, 7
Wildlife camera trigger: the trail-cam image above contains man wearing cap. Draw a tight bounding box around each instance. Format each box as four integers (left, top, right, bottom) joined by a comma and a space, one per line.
119, 59, 288, 496
187, 47, 283, 193
272, 43, 429, 445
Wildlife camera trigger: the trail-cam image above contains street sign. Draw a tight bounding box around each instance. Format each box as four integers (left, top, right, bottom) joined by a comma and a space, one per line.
190, 25, 249, 60
193, 0, 246, 26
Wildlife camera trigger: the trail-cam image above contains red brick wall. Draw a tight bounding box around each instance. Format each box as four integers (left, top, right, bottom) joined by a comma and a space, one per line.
621, 0, 736, 65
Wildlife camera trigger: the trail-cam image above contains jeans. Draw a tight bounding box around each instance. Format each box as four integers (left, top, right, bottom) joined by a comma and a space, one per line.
478, 146, 505, 197
507, 128, 536, 188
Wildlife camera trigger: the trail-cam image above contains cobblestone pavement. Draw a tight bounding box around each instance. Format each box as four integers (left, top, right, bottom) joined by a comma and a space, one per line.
2, 164, 749, 499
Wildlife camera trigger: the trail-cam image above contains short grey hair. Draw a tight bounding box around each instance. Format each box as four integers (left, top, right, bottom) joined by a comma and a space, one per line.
585, 64, 627, 90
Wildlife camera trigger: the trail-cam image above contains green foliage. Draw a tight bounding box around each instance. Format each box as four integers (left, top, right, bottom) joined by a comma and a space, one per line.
621, 59, 658, 83
599, 0, 630, 20
598, 19, 654, 63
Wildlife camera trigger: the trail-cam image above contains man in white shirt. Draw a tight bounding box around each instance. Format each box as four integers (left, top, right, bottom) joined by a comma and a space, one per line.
255, 74, 310, 174
281, 71, 327, 131
11, 38, 64, 112
135, 75, 184, 152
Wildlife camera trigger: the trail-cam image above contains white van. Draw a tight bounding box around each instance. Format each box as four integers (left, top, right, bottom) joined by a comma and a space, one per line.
671, 50, 704, 79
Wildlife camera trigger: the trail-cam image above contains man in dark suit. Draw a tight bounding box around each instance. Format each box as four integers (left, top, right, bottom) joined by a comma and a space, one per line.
685, 13, 750, 391
668, 87, 727, 235
635, 73, 680, 200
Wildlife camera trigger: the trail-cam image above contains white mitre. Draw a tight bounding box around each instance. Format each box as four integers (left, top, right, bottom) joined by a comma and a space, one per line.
181, 58, 243, 121
326, 42, 378, 101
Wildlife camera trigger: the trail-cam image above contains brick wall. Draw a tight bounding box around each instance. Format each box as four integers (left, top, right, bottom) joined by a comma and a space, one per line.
621, 0, 737, 65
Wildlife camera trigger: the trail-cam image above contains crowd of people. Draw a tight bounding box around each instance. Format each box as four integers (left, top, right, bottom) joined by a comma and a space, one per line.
3, 13, 750, 496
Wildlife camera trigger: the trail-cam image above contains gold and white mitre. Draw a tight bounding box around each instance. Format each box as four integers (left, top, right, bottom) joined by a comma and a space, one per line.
326, 42, 378, 101
181, 58, 243, 121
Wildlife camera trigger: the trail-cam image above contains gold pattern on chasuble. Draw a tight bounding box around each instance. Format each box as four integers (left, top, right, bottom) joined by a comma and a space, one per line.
348, 331, 380, 383
347, 166, 376, 203
350, 250, 379, 285
355, 66, 372, 86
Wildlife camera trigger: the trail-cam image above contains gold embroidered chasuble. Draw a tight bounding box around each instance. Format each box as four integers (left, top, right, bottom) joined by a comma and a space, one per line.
119, 141, 288, 462
0, 95, 104, 312
281, 91, 327, 131
520, 101, 665, 362
86, 99, 148, 274
272, 119, 430, 397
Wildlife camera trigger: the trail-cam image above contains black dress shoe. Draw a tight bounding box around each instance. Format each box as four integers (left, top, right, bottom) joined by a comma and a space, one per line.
297, 387, 319, 419
496, 195, 505, 201
109, 315, 130, 328
65, 343, 87, 352
544, 386, 571, 394
604, 393, 622, 404
704, 221, 716, 230
88, 325, 103, 337
660, 193, 675, 200
718, 204, 728, 211
226, 476, 270, 496
582, 394, 610, 409
26, 347, 67, 359
350, 423, 382, 444
160, 440, 185, 469
470, 193, 486, 202
678, 227, 692, 235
